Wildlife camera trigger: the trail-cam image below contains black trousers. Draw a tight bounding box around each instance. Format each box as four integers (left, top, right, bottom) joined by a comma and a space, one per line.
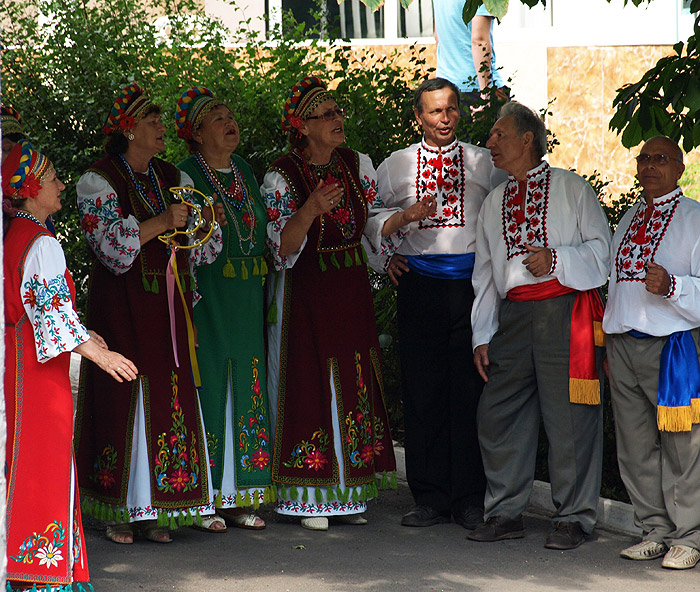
398, 271, 486, 515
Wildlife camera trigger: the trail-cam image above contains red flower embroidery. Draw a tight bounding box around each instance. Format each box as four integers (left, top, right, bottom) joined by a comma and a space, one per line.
168, 467, 191, 492
242, 212, 253, 228
305, 450, 327, 471
23, 288, 37, 308
267, 207, 280, 221
81, 214, 100, 234
251, 450, 270, 470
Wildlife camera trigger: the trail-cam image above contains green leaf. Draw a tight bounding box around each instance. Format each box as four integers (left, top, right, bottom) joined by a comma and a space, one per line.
684, 75, 700, 113
483, 0, 509, 20
462, 0, 482, 25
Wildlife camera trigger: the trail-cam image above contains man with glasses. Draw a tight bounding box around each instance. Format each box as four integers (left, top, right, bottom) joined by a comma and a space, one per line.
603, 136, 700, 569
375, 77, 505, 529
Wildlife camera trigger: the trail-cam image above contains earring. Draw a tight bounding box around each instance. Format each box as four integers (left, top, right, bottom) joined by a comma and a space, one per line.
127, 132, 135, 141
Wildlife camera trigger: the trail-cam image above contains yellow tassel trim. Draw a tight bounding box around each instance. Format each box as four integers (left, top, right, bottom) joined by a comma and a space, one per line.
692, 398, 700, 424
223, 259, 236, 278
568, 377, 601, 405
593, 322, 606, 347
657, 404, 693, 432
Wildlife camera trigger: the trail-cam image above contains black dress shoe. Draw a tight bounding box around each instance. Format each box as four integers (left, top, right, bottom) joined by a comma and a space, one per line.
544, 521, 585, 550
467, 515, 524, 541
453, 506, 484, 530
401, 505, 450, 527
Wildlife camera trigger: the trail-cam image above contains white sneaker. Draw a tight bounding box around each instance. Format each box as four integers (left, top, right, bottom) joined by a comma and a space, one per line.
334, 513, 368, 525
301, 517, 329, 531
620, 540, 668, 560
662, 545, 700, 569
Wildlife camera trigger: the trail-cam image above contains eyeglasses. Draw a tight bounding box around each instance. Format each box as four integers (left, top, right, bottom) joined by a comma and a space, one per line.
635, 153, 682, 166
305, 107, 347, 122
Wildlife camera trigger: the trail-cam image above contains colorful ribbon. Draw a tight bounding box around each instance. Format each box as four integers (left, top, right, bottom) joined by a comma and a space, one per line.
166, 245, 201, 387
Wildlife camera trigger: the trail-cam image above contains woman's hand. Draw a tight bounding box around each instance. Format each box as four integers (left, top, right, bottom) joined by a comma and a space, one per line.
303, 179, 344, 218
163, 203, 189, 229
279, 180, 344, 256
74, 337, 138, 383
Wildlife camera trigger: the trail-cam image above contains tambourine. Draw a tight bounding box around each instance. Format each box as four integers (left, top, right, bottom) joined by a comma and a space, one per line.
158, 186, 218, 250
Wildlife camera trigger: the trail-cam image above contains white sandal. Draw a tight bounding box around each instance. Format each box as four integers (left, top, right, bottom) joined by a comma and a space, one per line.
301, 517, 329, 531
192, 514, 227, 533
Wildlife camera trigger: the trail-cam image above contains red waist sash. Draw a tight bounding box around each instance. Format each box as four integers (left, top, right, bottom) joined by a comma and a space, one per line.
508, 279, 604, 405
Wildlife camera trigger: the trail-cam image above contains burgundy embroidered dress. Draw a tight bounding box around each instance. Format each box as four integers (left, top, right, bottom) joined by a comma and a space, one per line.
263, 147, 398, 516
74, 155, 222, 525
4, 215, 91, 589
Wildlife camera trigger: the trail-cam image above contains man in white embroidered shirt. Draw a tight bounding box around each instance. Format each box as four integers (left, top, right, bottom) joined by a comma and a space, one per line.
469, 102, 611, 550
376, 77, 504, 529
604, 136, 700, 570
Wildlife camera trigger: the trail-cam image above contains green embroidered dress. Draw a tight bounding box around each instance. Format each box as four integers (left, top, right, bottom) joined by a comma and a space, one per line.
179, 153, 274, 508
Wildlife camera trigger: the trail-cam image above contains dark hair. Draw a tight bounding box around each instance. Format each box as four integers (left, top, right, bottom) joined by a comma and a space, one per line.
104, 103, 162, 155
5, 132, 25, 142
413, 78, 461, 114
499, 101, 548, 160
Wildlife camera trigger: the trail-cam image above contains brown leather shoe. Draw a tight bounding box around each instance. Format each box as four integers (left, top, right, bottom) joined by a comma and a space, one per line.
544, 521, 585, 550
467, 515, 524, 542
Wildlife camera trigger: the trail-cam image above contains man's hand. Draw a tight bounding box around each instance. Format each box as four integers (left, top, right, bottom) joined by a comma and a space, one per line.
474, 344, 490, 382
522, 245, 552, 278
387, 254, 410, 286
645, 261, 671, 296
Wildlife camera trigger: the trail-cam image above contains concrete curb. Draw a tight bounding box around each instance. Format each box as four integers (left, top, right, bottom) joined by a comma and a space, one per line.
392, 442, 640, 537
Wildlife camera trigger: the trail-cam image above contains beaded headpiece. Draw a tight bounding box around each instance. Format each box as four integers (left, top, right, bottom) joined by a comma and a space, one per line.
2, 140, 51, 202
1, 104, 23, 137
281, 76, 333, 132
103, 82, 154, 135
175, 86, 224, 140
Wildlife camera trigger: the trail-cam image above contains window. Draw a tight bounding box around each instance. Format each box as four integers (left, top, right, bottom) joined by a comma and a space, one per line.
266, 0, 434, 43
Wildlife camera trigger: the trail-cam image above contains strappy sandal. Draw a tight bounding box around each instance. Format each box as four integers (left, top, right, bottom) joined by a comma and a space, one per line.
136, 520, 172, 543
218, 508, 266, 530
191, 514, 227, 533
106, 523, 134, 544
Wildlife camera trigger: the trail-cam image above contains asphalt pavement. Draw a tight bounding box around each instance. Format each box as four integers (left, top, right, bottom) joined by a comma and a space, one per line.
82, 476, 700, 592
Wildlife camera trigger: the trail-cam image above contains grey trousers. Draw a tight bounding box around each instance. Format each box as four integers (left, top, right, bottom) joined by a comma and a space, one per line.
608, 331, 700, 550
477, 294, 602, 533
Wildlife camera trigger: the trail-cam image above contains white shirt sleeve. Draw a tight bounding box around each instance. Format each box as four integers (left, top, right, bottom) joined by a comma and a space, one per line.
360, 152, 404, 272
261, 169, 308, 271
77, 171, 142, 275
21, 236, 90, 362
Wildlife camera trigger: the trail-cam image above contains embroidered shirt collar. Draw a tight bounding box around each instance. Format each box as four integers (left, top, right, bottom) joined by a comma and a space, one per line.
641, 186, 683, 206
507, 160, 548, 182
420, 136, 458, 153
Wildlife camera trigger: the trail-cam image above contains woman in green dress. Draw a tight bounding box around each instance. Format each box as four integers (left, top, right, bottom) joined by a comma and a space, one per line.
176, 86, 273, 529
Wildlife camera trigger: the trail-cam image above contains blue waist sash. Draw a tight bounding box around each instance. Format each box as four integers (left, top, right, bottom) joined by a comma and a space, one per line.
629, 329, 700, 431
404, 253, 475, 280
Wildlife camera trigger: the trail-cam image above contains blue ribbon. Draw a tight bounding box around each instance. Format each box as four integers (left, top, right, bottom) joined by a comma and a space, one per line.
658, 330, 700, 410
404, 253, 475, 280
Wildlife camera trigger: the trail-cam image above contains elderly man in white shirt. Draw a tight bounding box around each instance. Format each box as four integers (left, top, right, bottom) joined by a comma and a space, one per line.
469, 101, 611, 550
604, 136, 700, 570
377, 77, 504, 530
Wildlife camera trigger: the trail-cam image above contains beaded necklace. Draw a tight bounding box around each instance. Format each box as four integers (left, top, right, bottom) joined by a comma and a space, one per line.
15, 210, 45, 228
118, 154, 166, 216
297, 149, 357, 240
193, 151, 256, 256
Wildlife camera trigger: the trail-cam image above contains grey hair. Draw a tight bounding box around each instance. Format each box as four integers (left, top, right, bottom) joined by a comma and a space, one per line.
498, 101, 548, 160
